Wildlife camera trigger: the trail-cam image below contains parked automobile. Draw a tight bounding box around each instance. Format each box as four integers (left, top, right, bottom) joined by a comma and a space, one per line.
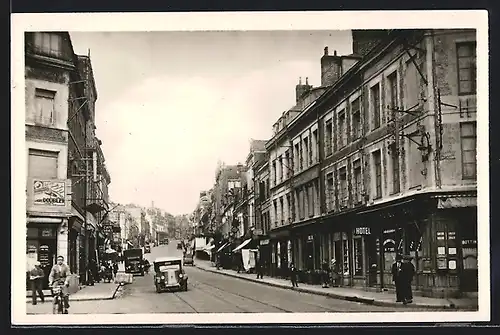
123, 248, 144, 276
183, 252, 194, 266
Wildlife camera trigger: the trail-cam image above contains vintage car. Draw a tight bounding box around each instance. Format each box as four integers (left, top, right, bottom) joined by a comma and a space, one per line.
182, 252, 194, 266
153, 257, 188, 293
123, 248, 144, 276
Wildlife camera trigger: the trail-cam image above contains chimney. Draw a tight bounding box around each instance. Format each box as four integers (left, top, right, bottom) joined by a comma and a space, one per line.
295, 77, 312, 103
352, 29, 390, 58
321, 46, 342, 87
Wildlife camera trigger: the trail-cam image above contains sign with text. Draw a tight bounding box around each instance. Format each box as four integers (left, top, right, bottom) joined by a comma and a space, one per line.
27, 178, 71, 214
354, 227, 371, 235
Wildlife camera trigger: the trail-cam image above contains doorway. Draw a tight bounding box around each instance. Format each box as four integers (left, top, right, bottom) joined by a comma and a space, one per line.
366, 235, 379, 287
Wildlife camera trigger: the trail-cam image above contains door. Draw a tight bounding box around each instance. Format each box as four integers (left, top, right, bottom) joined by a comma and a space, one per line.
305, 238, 314, 270
366, 235, 379, 287
460, 214, 478, 292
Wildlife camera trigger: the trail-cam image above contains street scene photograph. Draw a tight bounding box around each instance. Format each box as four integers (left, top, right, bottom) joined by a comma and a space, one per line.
12, 11, 488, 325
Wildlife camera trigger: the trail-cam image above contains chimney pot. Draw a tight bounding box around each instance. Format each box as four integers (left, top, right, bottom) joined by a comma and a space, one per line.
306, 77, 309, 85
324, 46, 328, 56
299, 77, 302, 85
334, 50, 337, 56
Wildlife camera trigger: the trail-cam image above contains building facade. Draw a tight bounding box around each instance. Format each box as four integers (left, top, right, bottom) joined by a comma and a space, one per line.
261, 29, 477, 298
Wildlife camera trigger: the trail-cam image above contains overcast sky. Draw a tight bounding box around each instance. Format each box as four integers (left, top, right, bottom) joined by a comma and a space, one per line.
69, 30, 352, 216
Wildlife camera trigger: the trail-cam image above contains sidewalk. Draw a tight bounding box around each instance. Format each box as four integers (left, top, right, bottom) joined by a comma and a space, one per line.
26, 282, 121, 304
194, 260, 478, 311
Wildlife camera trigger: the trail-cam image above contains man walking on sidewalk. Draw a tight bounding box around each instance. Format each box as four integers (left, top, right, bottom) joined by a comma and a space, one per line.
256, 250, 264, 279
401, 255, 416, 304
290, 263, 298, 288
29, 261, 45, 305
391, 254, 403, 303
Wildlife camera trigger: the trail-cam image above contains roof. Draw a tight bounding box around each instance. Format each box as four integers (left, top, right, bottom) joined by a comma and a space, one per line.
250, 139, 267, 152
153, 256, 182, 263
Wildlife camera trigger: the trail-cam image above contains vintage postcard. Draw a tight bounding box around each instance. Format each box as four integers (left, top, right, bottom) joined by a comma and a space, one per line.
11, 10, 489, 325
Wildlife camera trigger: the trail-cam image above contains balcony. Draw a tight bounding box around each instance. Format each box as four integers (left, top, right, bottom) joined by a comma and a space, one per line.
85, 179, 108, 214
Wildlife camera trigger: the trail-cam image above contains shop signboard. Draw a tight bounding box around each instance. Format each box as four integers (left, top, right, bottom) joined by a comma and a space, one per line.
27, 178, 71, 214
103, 224, 114, 238
354, 227, 371, 235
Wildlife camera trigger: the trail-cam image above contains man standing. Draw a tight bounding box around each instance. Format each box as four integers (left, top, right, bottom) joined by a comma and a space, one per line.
256, 250, 264, 279
321, 260, 330, 288
48, 255, 71, 312
330, 258, 339, 287
289, 262, 298, 288
391, 254, 403, 303
29, 261, 45, 305
401, 255, 416, 304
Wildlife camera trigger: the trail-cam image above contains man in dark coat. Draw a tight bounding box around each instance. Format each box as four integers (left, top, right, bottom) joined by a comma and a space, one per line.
400, 255, 416, 304
391, 254, 403, 302
289, 262, 298, 287
29, 261, 45, 305
256, 250, 264, 279
321, 260, 330, 288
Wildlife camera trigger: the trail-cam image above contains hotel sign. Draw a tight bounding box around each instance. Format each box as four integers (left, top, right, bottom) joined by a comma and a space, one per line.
27, 178, 71, 214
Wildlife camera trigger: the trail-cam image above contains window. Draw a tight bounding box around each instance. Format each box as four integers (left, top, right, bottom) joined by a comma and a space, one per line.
312, 130, 318, 163
294, 143, 300, 173
339, 167, 347, 208
460, 122, 477, 179
373, 150, 382, 199
278, 157, 282, 183
325, 120, 333, 156
388, 71, 398, 110
326, 173, 334, 211
371, 84, 381, 129
351, 98, 361, 140
272, 161, 277, 186
279, 197, 284, 224
285, 151, 290, 178
273, 200, 278, 225
353, 160, 362, 204
338, 110, 346, 148
353, 237, 363, 276
392, 151, 400, 194
28, 149, 58, 179
34, 88, 56, 125
299, 142, 303, 171
303, 137, 309, 168
308, 184, 314, 216
33, 32, 62, 58
457, 43, 477, 94
342, 234, 350, 275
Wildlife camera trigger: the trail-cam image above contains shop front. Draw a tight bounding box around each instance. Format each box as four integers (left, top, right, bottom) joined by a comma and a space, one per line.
257, 237, 271, 276
26, 220, 61, 290
269, 228, 291, 279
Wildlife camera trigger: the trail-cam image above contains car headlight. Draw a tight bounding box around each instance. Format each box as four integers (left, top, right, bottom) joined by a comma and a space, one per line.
178, 274, 183, 278
161, 276, 165, 280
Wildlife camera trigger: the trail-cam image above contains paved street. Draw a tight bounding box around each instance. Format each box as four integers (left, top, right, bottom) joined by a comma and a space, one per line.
27, 242, 440, 314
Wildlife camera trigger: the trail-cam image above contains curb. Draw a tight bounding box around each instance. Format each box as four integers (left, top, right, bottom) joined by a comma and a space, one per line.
26, 284, 121, 304
194, 265, 473, 311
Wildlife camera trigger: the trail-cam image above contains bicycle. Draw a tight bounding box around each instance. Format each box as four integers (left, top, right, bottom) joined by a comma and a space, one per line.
51, 284, 68, 314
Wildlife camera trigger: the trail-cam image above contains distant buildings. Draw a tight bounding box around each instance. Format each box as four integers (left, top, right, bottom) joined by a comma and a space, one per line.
193, 29, 477, 298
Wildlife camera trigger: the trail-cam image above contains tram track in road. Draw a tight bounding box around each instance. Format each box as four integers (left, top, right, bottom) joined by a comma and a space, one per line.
188, 277, 293, 313
171, 291, 199, 313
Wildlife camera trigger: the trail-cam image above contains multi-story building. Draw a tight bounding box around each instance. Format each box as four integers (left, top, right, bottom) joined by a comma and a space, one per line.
244, 140, 267, 234
254, 155, 271, 274
264, 29, 476, 298
25, 32, 80, 289
266, 78, 328, 278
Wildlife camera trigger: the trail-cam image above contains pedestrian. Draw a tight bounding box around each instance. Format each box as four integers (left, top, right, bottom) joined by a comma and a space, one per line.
290, 262, 298, 287
29, 261, 45, 305
256, 251, 264, 279
391, 254, 404, 303
236, 252, 244, 273
330, 258, 339, 287
401, 255, 416, 304
321, 260, 330, 288
113, 261, 119, 279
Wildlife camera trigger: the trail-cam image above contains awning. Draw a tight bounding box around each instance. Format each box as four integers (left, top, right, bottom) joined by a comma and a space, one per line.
216, 242, 229, 253
437, 196, 476, 209
233, 238, 252, 252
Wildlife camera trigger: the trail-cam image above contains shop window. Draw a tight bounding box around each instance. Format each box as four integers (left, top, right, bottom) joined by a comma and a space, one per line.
342, 234, 350, 275
353, 237, 363, 276
435, 218, 459, 271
